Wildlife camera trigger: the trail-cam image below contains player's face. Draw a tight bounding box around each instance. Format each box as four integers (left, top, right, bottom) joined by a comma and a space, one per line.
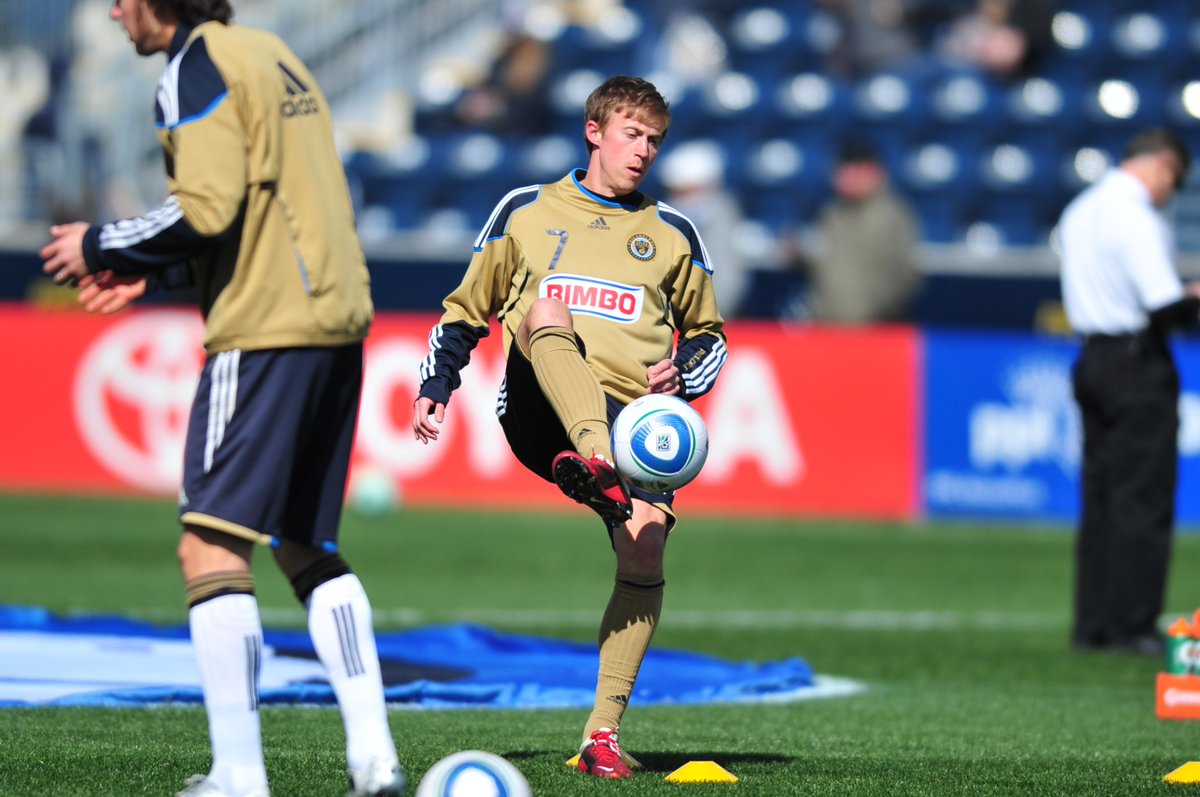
1151, 151, 1186, 208
110, 0, 173, 56
583, 111, 665, 197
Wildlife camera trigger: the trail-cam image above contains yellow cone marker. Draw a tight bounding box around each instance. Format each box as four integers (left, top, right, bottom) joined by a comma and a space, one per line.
565, 754, 581, 768
665, 761, 739, 784
1165, 761, 1200, 783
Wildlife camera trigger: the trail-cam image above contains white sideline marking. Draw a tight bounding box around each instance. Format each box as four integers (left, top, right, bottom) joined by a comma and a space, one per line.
123, 606, 1065, 631
296, 607, 1064, 631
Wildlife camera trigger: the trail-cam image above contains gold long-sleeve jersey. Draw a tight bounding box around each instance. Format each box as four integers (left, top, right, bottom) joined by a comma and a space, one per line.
82, 21, 372, 354
419, 170, 728, 407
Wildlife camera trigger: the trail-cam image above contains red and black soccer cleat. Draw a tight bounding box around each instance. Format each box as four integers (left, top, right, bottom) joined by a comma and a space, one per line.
552, 451, 633, 527
576, 728, 634, 779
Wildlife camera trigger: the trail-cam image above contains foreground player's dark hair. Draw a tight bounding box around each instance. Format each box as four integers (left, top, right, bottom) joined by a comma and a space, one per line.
149, 0, 233, 25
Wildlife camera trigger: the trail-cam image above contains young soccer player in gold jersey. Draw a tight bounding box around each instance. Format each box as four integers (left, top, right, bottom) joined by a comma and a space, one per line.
412, 75, 728, 778
41, 1, 400, 795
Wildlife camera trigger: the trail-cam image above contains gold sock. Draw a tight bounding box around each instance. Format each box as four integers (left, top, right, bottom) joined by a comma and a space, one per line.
583, 572, 665, 741
528, 325, 611, 459
185, 571, 255, 607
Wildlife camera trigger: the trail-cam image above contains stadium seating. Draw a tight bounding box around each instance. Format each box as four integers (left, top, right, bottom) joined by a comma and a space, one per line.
338, 0, 1200, 252
897, 138, 979, 244
343, 144, 435, 230
738, 136, 832, 233
548, 21, 640, 81
724, 4, 827, 81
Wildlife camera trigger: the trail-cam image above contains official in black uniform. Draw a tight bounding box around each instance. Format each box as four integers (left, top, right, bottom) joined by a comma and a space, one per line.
1059, 128, 1197, 654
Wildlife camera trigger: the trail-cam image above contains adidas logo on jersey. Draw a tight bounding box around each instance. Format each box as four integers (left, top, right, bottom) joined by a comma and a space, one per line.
588, 217, 611, 230
279, 61, 319, 117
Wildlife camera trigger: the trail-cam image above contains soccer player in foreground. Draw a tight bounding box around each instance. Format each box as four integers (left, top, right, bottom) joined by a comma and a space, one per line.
40, 1, 401, 795
411, 75, 728, 778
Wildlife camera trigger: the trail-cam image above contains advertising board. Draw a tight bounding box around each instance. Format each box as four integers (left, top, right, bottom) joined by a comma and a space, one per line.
0, 305, 919, 520
923, 330, 1200, 523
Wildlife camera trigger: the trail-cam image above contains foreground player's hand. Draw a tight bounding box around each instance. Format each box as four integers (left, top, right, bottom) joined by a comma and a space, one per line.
40, 222, 91, 287
78, 271, 147, 314
412, 396, 446, 444
647, 358, 681, 395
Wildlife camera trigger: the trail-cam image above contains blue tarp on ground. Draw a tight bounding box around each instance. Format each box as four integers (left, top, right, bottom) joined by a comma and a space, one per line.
0, 606, 832, 709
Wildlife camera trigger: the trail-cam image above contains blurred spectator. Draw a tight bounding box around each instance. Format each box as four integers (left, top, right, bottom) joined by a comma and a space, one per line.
24, 0, 165, 226
648, 4, 729, 90
416, 0, 554, 138
788, 140, 921, 324
449, 31, 553, 136
0, 46, 50, 233
937, 0, 1056, 81
817, 0, 927, 78
659, 139, 752, 318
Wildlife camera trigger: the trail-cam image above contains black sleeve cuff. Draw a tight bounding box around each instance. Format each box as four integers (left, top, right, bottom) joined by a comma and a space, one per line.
81, 226, 105, 274
419, 378, 453, 407
143, 263, 195, 295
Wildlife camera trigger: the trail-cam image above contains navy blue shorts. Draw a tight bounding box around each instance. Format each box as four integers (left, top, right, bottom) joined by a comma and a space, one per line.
179, 344, 363, 549
497, 338, 674, 512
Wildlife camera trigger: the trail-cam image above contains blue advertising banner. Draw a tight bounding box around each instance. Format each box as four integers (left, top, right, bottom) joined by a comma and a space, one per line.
924, 331, 1081, 520
1175, 341, 1200, 523
923, 331, 1200, 523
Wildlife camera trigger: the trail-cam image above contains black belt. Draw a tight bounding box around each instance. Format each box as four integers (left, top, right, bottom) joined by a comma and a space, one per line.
1082, 329, 1167, 355
1082, 332, 1143, 343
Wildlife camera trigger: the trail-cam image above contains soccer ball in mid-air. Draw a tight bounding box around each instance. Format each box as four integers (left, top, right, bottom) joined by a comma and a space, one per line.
611, 393, 709, 493
414, 750, 531, 797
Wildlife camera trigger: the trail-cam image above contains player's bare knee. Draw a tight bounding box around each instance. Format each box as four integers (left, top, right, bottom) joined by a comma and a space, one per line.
617, 550, 664, 581
518, 301, 577, 356
519, 298, 573, 346
177, 526, 252, 582
526, 297, 573, 327
613, 524, 666, 579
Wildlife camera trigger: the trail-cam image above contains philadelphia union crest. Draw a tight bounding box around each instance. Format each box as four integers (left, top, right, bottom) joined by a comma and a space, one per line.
627, 233, 656, 261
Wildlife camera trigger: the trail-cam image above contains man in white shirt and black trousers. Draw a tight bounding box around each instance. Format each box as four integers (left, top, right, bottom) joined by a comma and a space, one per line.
1060, 127, 1197, 655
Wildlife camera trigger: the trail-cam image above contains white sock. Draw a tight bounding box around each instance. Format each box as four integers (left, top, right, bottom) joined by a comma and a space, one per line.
307, 573, 396, 770
189, 594, 269, 795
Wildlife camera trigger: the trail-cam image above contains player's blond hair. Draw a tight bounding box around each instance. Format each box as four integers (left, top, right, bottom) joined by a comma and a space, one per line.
583, 76, 671, 152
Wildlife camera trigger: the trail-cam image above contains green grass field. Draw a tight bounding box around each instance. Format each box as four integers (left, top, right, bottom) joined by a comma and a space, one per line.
4, 492, 1200, 796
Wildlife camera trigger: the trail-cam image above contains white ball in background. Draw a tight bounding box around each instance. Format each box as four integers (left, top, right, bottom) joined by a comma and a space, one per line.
347, 465, 401, 515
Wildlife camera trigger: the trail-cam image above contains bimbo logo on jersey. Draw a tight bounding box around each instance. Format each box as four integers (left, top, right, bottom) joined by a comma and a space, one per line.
541, 275, 644, 323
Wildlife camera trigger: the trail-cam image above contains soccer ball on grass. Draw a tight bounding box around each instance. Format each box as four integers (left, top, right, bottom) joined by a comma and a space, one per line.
414, 750, 531, 797
610, 393, 709, 493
